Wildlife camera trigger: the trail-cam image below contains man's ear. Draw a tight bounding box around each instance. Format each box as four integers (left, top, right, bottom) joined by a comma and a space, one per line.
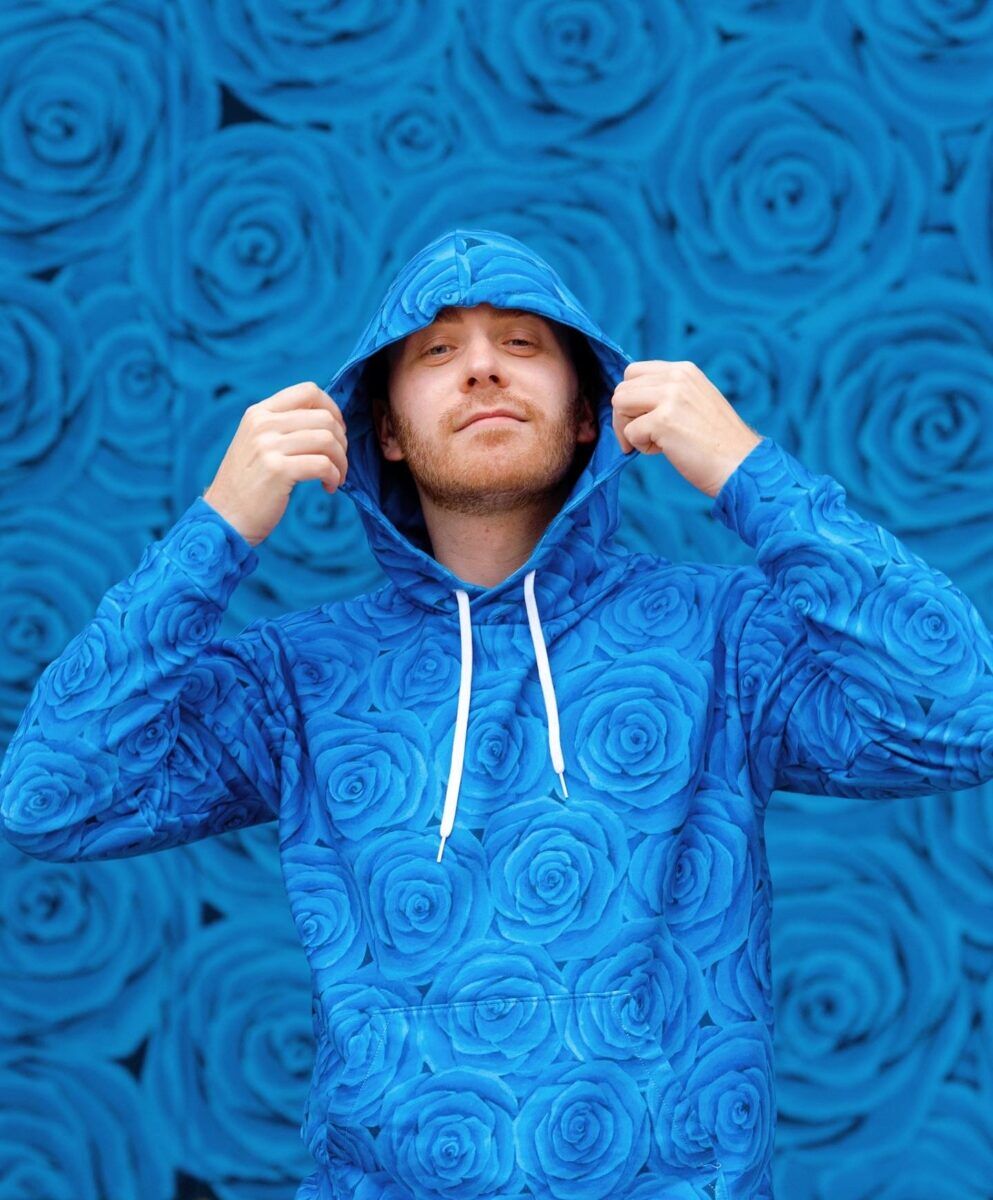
373, 395, 405, 463
576, 387, 598, 446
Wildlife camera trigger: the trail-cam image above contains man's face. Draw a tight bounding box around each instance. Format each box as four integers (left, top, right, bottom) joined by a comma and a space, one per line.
373, 303, 597, 515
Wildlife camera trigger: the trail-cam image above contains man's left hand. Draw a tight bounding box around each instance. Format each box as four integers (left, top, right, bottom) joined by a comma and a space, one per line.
610, 360, 763, 499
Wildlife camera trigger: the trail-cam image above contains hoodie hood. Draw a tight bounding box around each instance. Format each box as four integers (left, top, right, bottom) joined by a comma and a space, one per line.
322, 228, 639, 623
322, 228, 644, 860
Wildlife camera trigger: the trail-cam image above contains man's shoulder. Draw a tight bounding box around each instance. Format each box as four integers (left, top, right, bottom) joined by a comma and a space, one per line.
617, 551, 771, 635
620, 548, 756, 590
265, 580, 402, 640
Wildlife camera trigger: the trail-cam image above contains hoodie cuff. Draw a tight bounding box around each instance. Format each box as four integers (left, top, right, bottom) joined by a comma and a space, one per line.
155, 494, 260, 603
709, 435, 825, 549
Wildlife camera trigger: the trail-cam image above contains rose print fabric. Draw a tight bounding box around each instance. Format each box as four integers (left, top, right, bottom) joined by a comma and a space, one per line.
3, 228, 993, 1200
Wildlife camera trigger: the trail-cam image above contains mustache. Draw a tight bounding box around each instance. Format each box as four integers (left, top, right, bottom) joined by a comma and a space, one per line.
451, 393, 532, 428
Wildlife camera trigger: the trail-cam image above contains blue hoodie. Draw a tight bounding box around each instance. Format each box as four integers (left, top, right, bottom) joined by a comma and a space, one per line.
3, 228, 993, 1200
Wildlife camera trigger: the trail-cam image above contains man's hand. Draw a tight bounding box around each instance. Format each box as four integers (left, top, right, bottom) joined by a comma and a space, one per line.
611, 360, 763, 499
202, 382, 348, 547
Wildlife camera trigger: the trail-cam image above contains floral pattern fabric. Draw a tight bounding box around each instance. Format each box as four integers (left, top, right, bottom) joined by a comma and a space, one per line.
3, 228, 993, 1200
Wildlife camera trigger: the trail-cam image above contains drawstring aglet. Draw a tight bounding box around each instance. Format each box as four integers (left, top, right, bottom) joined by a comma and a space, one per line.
558, 771, 568, 799
437, 835, 447, 862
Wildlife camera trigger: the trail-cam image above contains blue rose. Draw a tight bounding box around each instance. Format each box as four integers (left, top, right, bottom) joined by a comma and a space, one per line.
0, 834, 198, 1054
285, 623, 380, 713
0, 732, 115, 841
646, 39, 918, 319
318, 982, 421, 1128
0, 280, 92, 493
313, 712, 431, 843
0, 1055, 172, 1199
338, 586, 424, 640
661, 789, 758, 969
131, 125, 376, 386
842, 560, 982, 694
381, 1066, 519, 1197
0, 14, 185, 271
792, 277, 993, 594
560, 917, 709, 1079
708, 879, 775, 1029
419, 941, 570, 1083
163, 515, 243, 593
558, 648, 712, 831
370, 626, 463, 711
180, 0, 455, 126
425, 677, 556, 822
516, 1057, 649, 1199
651, 1020, 774, 1190
141, 913, 315, 1186
767, 828, 966, 1166
450, 0, 688, 160
896, 778, 993, 942
485, 796, 629, 958
820, 2, 993, 126
40, 617, 129, 724
352, 829, 492, 983
281, 842, 366, 983
596, 568, 721, 659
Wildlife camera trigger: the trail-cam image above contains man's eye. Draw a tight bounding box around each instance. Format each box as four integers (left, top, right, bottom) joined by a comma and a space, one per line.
423, 338, 534, 357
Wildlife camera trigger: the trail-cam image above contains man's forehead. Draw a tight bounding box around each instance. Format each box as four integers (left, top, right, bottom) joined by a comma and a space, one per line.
387, 304, 556, 363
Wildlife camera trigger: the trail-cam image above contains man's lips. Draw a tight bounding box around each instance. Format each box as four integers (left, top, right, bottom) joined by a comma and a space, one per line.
458, 410, 526, 429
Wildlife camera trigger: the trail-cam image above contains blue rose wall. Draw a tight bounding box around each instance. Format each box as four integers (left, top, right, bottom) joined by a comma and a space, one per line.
2, 2, 993, 1198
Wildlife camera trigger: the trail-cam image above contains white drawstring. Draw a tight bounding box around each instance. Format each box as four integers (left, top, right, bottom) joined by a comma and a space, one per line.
437, 588, 473, 862
523, 569, 569, 800
436, 568, 568, 863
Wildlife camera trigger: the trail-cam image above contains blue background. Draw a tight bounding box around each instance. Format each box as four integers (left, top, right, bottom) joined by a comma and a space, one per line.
2, 1, 993, 1197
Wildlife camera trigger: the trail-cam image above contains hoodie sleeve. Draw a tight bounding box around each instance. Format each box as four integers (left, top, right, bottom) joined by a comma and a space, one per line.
712, 436, 993, 800
0, 496, 291, 862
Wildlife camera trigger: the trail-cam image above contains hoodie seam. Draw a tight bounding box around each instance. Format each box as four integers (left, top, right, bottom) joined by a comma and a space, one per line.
371, 988, 631, 1016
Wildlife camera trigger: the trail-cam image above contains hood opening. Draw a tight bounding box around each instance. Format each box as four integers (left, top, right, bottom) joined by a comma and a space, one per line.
352, 319, 608, 560
323, 227, 641, 611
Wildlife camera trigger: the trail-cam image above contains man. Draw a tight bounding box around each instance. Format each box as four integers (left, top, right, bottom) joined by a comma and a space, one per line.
2, 227, 992, 1200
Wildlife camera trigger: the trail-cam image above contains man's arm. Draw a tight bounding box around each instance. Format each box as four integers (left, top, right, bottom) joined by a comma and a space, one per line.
714, 437, 993, 800
0, 497, 293, 862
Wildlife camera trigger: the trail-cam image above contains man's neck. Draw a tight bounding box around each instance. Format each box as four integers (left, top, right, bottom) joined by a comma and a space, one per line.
420, 488, 568, 589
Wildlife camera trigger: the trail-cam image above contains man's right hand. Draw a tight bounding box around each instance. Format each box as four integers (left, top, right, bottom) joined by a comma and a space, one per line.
201, 382, 348, 547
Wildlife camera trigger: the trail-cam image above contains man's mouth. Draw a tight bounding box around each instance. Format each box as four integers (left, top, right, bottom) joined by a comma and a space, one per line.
458, 409, 526, 429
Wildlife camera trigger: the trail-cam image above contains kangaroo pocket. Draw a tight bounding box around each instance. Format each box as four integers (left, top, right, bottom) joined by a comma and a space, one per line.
322, 988, 726, 1199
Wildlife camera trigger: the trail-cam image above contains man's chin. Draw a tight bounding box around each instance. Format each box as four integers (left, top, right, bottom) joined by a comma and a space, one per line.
427, 463, 574, 504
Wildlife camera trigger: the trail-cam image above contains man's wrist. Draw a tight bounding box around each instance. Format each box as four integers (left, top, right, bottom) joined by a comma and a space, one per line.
707, 430, 764, 498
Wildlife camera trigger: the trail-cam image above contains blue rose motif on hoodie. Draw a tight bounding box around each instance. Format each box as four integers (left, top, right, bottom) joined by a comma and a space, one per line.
4, 228, 993, 1200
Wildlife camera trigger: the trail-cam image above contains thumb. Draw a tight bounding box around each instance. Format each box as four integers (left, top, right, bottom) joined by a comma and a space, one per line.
611, 397, 634, 454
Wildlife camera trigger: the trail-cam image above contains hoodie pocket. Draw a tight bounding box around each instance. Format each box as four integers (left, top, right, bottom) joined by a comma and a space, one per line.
324, 988, 725, 1199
